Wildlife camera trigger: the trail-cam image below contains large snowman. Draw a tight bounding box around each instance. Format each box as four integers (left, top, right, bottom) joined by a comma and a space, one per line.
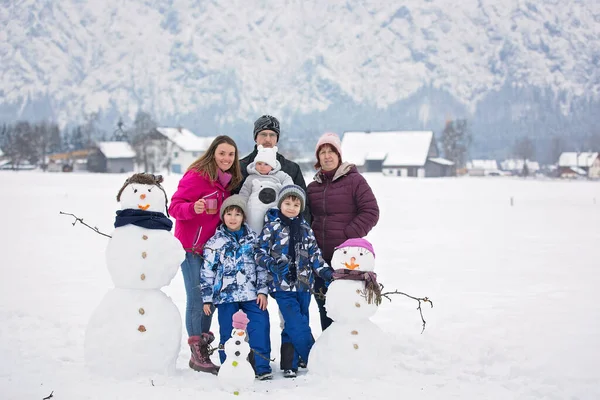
84, 173, 185, 377
218, 310, 255, 395
309, 238, 390, 378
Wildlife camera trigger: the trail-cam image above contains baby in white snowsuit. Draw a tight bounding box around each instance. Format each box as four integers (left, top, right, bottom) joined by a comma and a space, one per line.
239, 145, 293, 234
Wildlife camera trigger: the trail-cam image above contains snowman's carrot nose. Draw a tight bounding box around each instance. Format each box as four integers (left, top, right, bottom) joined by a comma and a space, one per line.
344, 257, 360, 270
140, 193, 146, 200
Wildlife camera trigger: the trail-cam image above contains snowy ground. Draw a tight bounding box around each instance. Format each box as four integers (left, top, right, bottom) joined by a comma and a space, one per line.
1, 171, 599, 399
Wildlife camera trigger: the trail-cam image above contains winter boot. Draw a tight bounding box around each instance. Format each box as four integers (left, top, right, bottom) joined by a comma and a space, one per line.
188, 333, 220, 375
280, 342, 295, 371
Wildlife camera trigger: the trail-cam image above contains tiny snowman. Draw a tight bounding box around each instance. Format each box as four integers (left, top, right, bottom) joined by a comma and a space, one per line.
309, 238, 390, 378
85, 173, 185, 377
218, 310, 255, 395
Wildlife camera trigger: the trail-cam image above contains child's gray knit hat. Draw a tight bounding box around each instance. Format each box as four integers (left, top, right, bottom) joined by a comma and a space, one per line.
220, 195, 248, 221
277, 185, 306, 212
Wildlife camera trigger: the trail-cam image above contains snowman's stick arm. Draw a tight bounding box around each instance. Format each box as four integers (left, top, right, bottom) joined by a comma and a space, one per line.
380, 287, 433, 334
59, 211, 112, 238
296, 275, 327, 300
251, 348, 275, 362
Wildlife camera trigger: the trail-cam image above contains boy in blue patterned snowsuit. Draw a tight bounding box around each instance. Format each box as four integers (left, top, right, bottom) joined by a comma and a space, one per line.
255, 185, 334, 377
200, 195, 272, 380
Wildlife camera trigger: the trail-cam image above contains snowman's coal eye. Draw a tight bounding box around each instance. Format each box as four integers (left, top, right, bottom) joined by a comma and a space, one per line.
148, 188, 152, 192
133, 189, 138, 193
343, 250, 347, 254
360, 252, 364, 256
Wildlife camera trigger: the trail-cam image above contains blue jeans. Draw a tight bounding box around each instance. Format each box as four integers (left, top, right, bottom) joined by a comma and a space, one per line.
273, 291, 313, 370
181, 252, 214, 337
216, 301, 272, 375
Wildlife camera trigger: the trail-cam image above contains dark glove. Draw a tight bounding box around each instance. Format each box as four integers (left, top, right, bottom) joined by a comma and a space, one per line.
320, 266, 334, 283
273, 255, 289, 275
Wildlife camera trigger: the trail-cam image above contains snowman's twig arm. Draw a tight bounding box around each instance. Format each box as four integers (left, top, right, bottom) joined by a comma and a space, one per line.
380, 286, 433, 334
59, 211, 112, 238
296, 275, 327, 300
251, 348, 275, 362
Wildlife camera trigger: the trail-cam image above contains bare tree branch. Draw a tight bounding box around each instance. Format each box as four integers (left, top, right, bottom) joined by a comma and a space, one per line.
42, 391, 54, 400
379, 284, 434, 334
59, 211, 112, 238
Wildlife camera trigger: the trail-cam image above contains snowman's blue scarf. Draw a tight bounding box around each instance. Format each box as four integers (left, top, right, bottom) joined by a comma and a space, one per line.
114, 209, 173, 231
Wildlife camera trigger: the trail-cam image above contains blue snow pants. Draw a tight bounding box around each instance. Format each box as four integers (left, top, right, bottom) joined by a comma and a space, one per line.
272, 291, 314, 370
216, 301, 272, 375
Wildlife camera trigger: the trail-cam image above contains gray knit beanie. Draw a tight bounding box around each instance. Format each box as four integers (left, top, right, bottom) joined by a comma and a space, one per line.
220, 195, 248, 221
253, 115, 280, 140
277, 185, 306, 212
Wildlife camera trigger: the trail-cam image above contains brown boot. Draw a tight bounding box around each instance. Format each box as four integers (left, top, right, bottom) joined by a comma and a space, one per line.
188, 334, 220, 375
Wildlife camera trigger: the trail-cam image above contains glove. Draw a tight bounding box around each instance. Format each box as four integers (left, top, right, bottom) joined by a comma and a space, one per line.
269, 255, 289, 275
320, 267, 334, 283
275, 256, 290, 275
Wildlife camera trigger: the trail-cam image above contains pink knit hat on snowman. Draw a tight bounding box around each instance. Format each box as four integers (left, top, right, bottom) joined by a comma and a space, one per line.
335, 238, 375, 258
232, 310, 249, 330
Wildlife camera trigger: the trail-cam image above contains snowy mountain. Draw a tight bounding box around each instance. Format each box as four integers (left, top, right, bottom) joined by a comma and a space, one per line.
1, 0, 599, 157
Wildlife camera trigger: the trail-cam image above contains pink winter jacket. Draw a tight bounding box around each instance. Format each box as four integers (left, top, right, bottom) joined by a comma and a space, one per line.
169, 170, 230, 254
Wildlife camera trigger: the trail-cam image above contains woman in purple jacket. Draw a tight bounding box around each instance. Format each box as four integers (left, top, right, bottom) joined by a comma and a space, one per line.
169, 135, 243, 374
306, 132, 380, 331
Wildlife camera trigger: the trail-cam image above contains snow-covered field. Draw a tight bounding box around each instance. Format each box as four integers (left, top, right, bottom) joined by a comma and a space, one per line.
1, 171, 599, 399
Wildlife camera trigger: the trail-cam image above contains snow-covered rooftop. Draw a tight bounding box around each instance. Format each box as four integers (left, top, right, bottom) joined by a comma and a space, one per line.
467, 160, 499, 170
500, 159, 540, 172
156, 127, 215, 152
96, 142, 136, 159
342, 131, 434, 167
558, 152, 598, 168
429, 157, 454, 166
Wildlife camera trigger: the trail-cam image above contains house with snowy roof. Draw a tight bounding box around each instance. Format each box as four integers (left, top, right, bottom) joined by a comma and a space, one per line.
499, 159, 540, 176
153, 127, 216, 174
466, 160, 501, 176
341, 131, 454, 177
557, 152, 600, 179
88, 141, 136, 173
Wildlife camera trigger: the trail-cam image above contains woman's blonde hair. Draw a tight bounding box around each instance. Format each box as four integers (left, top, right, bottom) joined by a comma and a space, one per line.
187, 135, 242, 191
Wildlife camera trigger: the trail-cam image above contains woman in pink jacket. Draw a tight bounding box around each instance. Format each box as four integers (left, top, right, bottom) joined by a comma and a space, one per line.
169, 135, 242, 374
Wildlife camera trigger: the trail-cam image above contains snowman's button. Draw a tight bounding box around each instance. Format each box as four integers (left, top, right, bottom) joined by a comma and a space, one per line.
235, 340, 241, 345
353, 343, 359, 349
232, 361, 238, 367
351, 330, 358, 335
139, 308, 145, 315
235, 351, 240, 356
142, 251, 147, 259
140, 273, 146, 280
138, 325, 146, 332
142, 235, 148, 240
355, 302, 361, 308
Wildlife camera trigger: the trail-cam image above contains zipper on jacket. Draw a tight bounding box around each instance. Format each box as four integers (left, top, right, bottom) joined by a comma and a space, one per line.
322, 177, 329, 256
192, 226, 203, 248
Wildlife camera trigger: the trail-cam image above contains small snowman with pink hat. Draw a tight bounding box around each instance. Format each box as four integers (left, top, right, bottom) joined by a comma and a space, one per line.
218, 310, 255, 395
309, 238, 391, 378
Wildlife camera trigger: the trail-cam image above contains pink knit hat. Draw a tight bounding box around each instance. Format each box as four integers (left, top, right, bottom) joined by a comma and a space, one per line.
335, 238, 375, 258
315, 132, 342, 160
232, 310, 249, 330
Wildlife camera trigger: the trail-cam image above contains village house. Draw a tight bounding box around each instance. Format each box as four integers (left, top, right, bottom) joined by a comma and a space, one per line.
466, 160, 502, 176
500, 159, 540, 176
341, 131, 454, 177
87, 142, 136, 173
153, 127, 215, 174
557, 152, 600, 179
